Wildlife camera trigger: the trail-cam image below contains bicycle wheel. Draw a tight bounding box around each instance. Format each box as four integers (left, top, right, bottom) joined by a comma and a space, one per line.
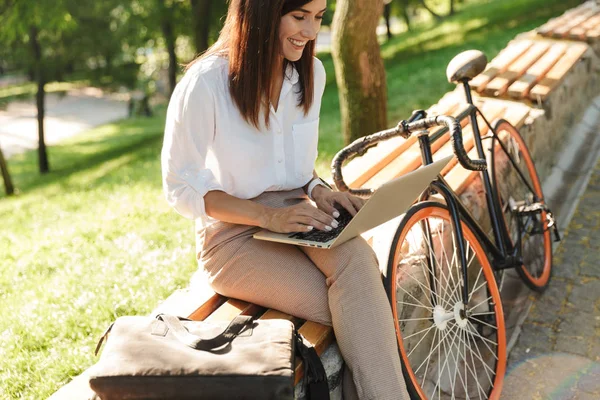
490, 119, 552, 291
385, 201, 506, 400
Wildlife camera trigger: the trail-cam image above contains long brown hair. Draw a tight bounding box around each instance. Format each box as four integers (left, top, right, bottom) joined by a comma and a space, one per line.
186, 0, 316, 129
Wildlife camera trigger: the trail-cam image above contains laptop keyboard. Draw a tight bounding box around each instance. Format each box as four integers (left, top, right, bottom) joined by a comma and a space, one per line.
288, 207, 354, 243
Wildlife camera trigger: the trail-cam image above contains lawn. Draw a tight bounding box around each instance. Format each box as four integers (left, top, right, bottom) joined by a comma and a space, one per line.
0, 0, 582, 398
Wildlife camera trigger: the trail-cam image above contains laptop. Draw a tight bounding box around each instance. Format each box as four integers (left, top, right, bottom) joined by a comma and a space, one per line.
253, 155, 452, 249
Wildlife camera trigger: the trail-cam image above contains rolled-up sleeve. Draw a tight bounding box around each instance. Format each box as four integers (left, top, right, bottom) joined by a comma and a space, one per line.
161, 72, 223, 220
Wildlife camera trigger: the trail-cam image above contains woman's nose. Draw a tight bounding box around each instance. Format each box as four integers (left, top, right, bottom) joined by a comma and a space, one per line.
302, 22, 318, 40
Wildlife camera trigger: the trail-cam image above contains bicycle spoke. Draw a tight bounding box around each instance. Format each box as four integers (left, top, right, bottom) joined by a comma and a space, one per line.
413, 324, 457, 377
466, 320, 499, 355
416, 326, 438, 378
468, 296, 493, 314
438, 325, 457, 398
403, 323, 437, 341
458, 328, 488, 399
407, 227, 443, 309
468, 268, 484, 303
464, 326, 495, 384
438, 220, 458, 306
417, 223, 455, 310
397, 283, 434, 312
471, 317, 498, 331
407, 324, 436, 358
398, 300, 434, 310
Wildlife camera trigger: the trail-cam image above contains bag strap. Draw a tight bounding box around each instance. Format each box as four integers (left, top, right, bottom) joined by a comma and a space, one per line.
295, 330, 330, 400
157, 313, 253, 351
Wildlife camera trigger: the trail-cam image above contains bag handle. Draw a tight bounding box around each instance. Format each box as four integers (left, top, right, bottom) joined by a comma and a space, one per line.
295, 330, 330, 400
156, 313, 253, 351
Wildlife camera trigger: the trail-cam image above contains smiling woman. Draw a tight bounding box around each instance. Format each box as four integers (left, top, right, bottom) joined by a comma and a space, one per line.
162, 1, 410, 399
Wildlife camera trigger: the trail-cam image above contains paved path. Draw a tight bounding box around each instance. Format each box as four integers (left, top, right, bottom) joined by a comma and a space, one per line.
0, 88, 128, 159
502, 158, 600, 399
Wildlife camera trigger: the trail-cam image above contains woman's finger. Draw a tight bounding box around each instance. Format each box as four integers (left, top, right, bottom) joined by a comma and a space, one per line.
337, 195, 358, 216
291, 215, 331, 231
287, 223, 314, 233
348, 195, 366, 211
297, 204, 336, 229
317, 198, 337, 217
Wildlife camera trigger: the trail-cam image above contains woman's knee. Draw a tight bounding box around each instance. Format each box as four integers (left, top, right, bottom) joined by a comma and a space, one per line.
326, 237, 380, 286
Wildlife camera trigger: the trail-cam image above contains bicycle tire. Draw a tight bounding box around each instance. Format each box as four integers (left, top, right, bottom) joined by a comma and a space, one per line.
385, 201, 506, 400
490, 119, 552, 292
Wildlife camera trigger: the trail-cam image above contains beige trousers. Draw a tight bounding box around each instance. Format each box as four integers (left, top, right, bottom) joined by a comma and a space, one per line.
198, 189, 409, 400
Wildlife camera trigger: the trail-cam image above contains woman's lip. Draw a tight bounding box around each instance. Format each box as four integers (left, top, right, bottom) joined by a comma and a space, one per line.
288, 38, 306, 49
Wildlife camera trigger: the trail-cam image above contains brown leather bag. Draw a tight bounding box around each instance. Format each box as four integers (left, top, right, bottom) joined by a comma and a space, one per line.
88, 314, 315, 399
90, 314, 329, 400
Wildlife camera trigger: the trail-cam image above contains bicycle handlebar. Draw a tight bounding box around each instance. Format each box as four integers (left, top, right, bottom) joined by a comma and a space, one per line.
331, 112, 487, 197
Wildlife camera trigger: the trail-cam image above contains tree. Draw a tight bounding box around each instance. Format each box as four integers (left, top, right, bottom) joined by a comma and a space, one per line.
332, 0, 387, 144
0, 0, 77, 173
191, 0, 212, 54
384, 1, 393, 40
418, 0, 442, 20
0, 145, 14, 196
156, 0, 177, 97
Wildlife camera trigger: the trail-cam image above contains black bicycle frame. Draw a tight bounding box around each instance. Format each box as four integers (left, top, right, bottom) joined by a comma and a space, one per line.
415, 80, 523, 305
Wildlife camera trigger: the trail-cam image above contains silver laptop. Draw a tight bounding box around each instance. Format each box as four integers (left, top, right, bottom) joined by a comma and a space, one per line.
253, 155, 452, 249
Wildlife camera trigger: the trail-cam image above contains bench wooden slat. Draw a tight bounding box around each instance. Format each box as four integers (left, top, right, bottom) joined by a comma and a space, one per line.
444, 146, 483, 195
538, 1, 596, 36
470, 40, 534, 93
529, 42, 588, 101
552, 8, 600, 38
439, 103, 505, 176
442, 99, 530, 195
484, 41, 551, 97
507, 43, 567, 99
570, 13, 600, 40
203, 298, 264, 321
361, 106, 471, 189
343, 96, 461, 189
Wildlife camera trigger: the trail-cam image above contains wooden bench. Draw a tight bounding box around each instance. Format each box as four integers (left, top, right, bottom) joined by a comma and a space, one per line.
467, 37, 589, 104
537, 1, 600, 46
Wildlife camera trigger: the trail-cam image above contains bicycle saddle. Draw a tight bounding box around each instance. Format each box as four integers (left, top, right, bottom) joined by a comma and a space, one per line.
446, 50, 488, 83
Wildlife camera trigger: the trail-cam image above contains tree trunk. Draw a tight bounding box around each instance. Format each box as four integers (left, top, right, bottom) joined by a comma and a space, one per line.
418, 0, 442, 20
0, 145, 14, 195
30, 25, 49, 174
384, 3, 393, 40
449, 0, 455, 15
332, 0, 387, 145
160, 1, 177, 97
191, 0, 212, 54
399, 0, 411, 31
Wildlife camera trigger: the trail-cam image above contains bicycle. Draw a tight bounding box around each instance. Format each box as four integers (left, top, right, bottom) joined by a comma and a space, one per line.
331, 49, 561, 400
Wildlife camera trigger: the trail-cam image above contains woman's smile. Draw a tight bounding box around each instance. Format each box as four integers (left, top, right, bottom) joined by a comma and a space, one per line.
288, 38, 307, 50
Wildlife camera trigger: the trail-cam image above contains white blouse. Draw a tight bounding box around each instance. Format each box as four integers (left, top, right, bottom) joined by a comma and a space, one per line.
161, 55, 326, 228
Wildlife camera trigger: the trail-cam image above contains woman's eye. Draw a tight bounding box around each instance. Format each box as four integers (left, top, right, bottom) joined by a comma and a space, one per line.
316, 14, 325, 20
293, 15, 304, 21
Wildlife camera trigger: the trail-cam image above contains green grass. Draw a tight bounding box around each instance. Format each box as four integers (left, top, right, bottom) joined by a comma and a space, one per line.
0, 0, 583, 398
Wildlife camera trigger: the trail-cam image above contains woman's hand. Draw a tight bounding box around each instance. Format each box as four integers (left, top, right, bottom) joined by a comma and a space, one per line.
311, 185, 366, 218
261, 202, 339, 233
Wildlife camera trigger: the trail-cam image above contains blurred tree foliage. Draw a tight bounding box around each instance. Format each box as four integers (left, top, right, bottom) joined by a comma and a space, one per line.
0, 0, 462, 175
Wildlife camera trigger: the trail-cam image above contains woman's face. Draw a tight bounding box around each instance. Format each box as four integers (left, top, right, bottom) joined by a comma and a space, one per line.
279, 0, 327, 62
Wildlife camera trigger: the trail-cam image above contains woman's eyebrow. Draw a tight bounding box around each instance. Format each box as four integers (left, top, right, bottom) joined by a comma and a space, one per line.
297, 7, 327, 13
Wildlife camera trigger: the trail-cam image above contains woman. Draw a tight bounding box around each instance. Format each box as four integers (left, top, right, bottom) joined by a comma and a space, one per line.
161, 0, 409, 398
